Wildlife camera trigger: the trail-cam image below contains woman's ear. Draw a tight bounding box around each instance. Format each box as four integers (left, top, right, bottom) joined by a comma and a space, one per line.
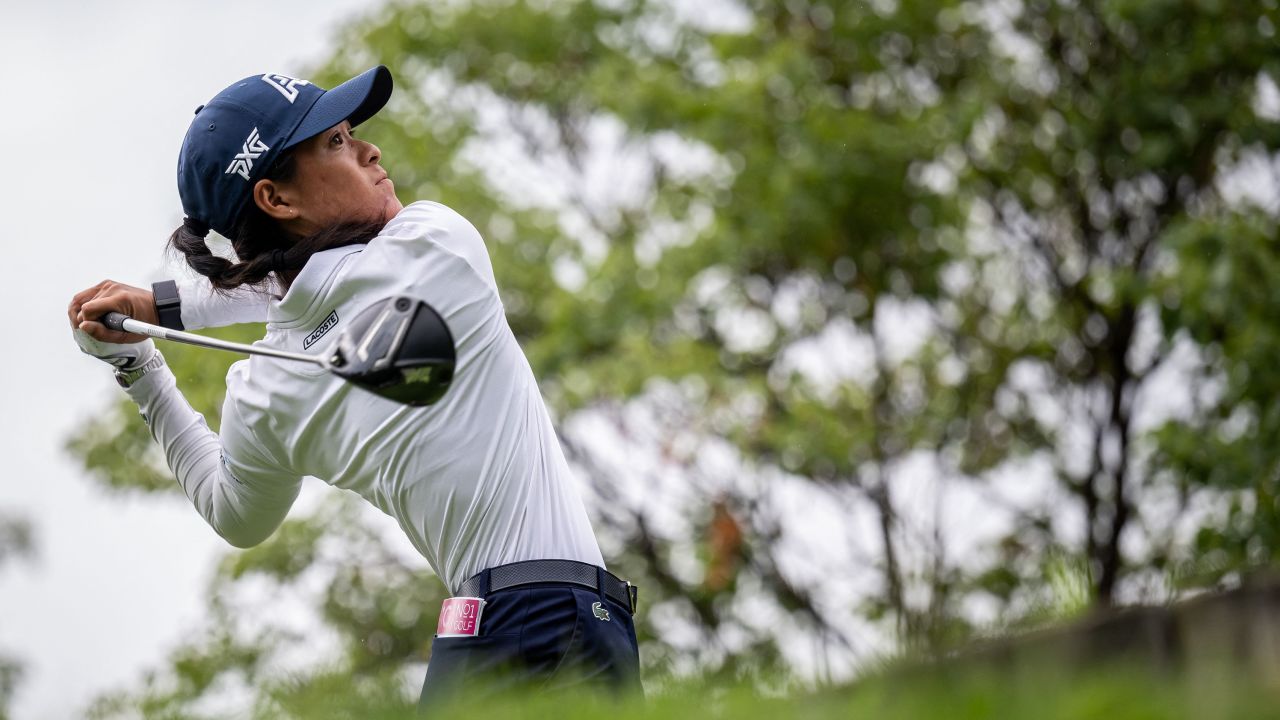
252, 179, 295, 221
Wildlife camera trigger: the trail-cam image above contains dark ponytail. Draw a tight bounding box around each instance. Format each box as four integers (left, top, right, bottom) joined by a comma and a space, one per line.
167, 150, 386, 293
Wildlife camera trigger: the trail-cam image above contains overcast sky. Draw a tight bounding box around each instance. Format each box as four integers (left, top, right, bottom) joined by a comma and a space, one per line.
0, 2, 373, 717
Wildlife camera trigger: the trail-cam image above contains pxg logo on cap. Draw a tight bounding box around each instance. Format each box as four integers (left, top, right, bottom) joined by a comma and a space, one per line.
177, 66, 393, 239
224, 127, 270, 181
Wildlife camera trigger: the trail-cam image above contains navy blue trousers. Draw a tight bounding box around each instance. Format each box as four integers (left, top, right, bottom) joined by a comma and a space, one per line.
418, 582, 641, 710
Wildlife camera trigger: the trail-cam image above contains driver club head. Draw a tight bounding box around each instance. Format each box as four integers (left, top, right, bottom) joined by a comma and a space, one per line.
327, 295, 456, 407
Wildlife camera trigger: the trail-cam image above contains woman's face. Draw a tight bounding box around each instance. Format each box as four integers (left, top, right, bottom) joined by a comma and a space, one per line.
252, 120, 402, 235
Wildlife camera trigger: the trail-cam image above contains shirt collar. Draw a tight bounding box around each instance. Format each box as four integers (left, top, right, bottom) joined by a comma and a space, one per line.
267, 245, 365, 329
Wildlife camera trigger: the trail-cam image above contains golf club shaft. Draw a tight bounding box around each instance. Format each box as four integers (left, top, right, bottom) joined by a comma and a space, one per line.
101, 312, 325, 366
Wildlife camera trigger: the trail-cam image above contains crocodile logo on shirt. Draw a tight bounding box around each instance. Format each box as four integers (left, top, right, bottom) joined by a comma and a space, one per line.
592, 601, 610, 622
303, 310, 339, 349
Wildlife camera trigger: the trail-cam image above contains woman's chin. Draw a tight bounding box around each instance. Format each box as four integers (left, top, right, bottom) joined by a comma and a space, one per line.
383, 194, 404, 220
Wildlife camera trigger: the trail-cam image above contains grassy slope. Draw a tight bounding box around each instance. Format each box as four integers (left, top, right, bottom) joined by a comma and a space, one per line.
266, 662, 1278, 720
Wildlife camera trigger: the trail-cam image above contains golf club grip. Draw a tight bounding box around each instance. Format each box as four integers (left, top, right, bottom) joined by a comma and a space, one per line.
102, 312, 130, 332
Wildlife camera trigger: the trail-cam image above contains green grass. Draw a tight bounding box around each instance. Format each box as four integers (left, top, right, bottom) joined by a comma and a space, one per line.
261, 661, 1280, 720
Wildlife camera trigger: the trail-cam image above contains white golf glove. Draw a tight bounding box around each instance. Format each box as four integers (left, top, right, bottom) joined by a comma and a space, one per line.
73, 328, 158, 371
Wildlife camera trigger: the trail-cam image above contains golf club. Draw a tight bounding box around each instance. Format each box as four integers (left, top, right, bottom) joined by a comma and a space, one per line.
101, 294, 456, 407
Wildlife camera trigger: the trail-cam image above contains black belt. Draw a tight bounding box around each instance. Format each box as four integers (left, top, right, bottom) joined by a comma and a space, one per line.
456, 559, 638, 615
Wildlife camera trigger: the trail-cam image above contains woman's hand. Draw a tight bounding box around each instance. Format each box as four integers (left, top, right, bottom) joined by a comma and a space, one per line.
68, 280, 157, 344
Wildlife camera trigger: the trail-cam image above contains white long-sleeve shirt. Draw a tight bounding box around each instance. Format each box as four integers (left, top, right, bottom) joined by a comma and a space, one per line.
125, 201, 603, 592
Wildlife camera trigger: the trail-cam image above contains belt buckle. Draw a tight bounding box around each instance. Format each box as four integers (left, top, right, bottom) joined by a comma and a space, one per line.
626, 581, 638, 615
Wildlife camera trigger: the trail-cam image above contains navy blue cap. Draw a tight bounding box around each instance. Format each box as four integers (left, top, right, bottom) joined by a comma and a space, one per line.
177, 66, 393, 238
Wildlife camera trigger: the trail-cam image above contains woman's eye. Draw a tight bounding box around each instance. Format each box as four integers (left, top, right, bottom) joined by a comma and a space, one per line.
331, 133, 344, 146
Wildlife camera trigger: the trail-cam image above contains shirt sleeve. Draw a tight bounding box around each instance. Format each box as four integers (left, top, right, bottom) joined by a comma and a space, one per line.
176, 276, 279, 330
124, 356, 302, 548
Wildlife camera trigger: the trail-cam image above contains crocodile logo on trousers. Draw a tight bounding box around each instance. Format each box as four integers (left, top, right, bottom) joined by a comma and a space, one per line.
592, 601, 610, 622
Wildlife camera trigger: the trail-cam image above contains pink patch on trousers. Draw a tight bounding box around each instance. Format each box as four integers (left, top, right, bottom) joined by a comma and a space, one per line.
436, 597, 487, 637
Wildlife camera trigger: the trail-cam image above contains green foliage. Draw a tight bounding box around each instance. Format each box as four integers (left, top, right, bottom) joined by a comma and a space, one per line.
88, 661, 1280, 720
936, 0, 1280, 605
0, 512, 33, 720
84, 494, 447, 719
1154, 212, 1280, 581
0, 514, 31, 568
87, 621, 269, 720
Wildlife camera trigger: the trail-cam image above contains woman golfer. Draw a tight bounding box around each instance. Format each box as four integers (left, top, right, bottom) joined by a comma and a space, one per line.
67, 66, 640, 705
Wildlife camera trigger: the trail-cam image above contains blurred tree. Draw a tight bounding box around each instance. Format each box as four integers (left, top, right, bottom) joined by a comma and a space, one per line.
948, 0, 1280, 606
66, 0, 1280, 715
0, 512, 33, 720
